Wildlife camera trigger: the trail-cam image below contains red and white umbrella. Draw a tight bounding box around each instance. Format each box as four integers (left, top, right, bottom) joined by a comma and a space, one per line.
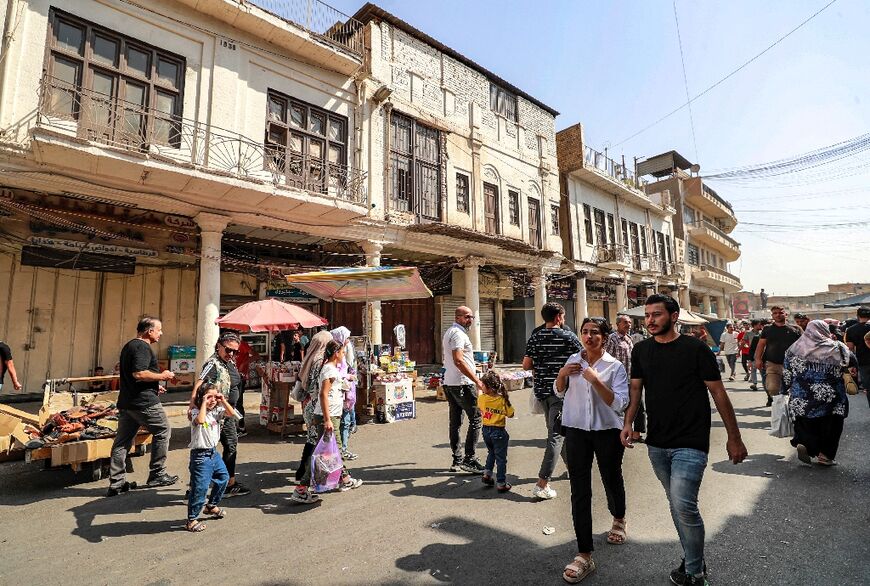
215, 298, 327, 332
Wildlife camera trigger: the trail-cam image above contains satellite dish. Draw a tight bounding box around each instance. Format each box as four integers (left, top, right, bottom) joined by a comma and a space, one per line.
690, 164, 701, 174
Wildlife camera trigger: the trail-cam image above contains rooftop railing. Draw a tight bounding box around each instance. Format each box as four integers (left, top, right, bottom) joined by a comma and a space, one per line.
697, 263, 741, 283
248, 0, 364, 57
584, 146, 646, 191
37, 75, 367, 204
701, 183, 734, 213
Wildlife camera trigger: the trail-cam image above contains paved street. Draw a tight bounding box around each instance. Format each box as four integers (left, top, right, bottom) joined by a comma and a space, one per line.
1, 378, 867, 585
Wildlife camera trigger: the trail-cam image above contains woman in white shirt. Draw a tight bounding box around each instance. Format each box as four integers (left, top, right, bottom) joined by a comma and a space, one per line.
554, 317, 630, 584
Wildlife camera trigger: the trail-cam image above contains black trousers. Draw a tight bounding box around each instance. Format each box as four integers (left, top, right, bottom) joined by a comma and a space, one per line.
791, 415, 845, 459
563, 426, 626, 553
219, 415, 238, 477
444, 385, 481, 462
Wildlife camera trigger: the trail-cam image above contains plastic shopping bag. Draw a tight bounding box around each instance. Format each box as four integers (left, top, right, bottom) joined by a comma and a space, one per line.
529, 392, 544, 415
769, 394, 794, 438
310, 431, 344, 493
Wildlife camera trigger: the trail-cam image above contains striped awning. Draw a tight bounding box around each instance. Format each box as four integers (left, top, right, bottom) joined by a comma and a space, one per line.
284, 266, 432, 302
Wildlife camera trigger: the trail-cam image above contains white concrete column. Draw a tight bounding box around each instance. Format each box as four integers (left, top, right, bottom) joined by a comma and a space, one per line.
360, 241, 384, 345
195, 212, 230, 373
532, 270, 548, 326
463, 256, 485, 350
679, 287, 691, 309
575, 274, 588, 331
702, 294, 712, 315
615, 279, 627, 313
718, 295, 730, 318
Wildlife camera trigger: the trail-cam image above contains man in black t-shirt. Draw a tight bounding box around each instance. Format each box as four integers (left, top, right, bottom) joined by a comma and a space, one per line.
523, 302, 582, 501
754, 306, 801, 406
622, 295, 746, 586
845, 306, 870, 404
108, 317, 177, 496
0, 340, 22, 391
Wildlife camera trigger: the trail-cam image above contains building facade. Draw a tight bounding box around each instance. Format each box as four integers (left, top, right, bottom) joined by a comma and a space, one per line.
0, 0, 568, 392
638, 151, 741, 317
556, 124, 683, 325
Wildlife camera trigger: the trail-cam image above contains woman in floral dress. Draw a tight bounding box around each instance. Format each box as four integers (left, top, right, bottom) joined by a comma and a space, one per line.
783, 319, 856, 466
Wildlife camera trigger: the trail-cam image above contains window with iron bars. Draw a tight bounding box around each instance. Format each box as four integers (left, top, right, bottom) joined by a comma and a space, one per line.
508, 190, 520, 226
551, 205, 560, 235
456, 172, 470, 214
489, 83, 518, 122
583, 204, 594, 244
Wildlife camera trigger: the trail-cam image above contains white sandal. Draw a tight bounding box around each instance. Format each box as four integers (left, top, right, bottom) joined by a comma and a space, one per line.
563, 554, 595, 583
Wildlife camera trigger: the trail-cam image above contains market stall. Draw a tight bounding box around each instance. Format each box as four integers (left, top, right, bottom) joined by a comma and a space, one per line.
216, 299, 327, 436
285, 267, 433, 423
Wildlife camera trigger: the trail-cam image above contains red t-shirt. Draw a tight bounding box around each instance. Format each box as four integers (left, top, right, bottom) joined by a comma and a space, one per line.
737, 331, 750, 355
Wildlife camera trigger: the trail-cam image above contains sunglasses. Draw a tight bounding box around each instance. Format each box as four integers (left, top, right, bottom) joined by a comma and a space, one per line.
221, 345, 239, 356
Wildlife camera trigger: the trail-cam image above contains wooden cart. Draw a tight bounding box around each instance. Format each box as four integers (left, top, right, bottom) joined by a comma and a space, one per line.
23, 376, 153, 481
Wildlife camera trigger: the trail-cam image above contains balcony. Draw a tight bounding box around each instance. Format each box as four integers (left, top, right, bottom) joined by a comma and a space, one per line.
34, 75, 367, 207
571, 146, 654, 209
248, 0, 364, 57
632, 254, 658, 274
686, 220, 741, 262
593, 244, 632, 270
684, 177, 736, 230
690, 263, 742, 292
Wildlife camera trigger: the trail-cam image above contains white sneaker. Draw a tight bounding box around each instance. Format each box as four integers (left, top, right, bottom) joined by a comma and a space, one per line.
532, 485, 557, 500
290, 489, 320, 504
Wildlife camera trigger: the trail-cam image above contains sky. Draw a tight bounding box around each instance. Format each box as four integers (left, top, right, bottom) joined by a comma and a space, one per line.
330, 0, 870, 296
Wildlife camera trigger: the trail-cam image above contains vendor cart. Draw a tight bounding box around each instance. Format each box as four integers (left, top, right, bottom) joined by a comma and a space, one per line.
22, 376, 151, 481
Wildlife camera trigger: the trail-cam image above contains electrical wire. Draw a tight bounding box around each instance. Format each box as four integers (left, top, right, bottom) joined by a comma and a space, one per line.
672, 0, 699, 162
615, 0, 839, 147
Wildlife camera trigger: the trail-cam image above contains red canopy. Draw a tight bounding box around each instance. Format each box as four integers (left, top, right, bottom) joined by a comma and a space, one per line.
215, 299, 327, 332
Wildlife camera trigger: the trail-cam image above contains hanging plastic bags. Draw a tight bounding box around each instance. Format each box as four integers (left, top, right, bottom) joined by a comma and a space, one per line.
769, 394, 794, 438
310, 431, 344, 493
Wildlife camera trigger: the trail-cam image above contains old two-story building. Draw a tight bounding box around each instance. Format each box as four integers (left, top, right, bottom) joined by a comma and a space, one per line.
0, 0, 394, 393
556, 124, 684, 325
638, 151, 741, 317
350, 4, 565, 363
0, 0, 569, 392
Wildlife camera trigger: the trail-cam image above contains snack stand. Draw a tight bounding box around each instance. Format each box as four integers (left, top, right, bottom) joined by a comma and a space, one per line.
216, 299, 328, 436
285, 267, 433, 423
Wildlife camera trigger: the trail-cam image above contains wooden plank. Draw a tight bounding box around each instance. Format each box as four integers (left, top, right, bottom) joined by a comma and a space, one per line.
0, 403, 40, 425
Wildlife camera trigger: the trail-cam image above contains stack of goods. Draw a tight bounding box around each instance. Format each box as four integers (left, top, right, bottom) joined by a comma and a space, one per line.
258, 361, 301, 426
23, 403, 119, 449
168, 345, 196, 388
372, 348, 416, 382
497, 369, 532, 391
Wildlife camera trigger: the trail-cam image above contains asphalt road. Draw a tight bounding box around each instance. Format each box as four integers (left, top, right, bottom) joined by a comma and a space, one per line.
1, 377, 867, 585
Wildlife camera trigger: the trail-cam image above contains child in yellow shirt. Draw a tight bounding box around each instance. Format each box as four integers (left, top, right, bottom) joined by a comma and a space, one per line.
478, 371, 515, 492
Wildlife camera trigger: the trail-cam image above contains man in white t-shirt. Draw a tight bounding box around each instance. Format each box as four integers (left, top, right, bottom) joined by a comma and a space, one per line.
718, 323, 739, 382
442, 306, 485, 474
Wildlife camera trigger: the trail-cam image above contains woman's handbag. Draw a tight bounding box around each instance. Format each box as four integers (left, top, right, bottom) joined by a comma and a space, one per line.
769, 394, 794, 438
837, 345, 859, 395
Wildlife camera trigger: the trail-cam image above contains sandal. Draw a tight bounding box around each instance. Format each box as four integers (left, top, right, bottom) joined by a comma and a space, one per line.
607, 518, 626, 545
185, 519, 206, 532
815, 455, 838, 466
563, 554, 595, 583
204, 505, 226, 519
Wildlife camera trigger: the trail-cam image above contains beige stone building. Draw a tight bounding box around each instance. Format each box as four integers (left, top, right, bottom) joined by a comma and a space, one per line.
638, 151, 741, 318
0, 0, 568, 392
556, 124, 683, 324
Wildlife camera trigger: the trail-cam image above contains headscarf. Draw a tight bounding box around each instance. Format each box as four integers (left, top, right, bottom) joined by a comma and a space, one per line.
786, 319, 847, 368
298, 330, 333, 388
330, 326, 351, 345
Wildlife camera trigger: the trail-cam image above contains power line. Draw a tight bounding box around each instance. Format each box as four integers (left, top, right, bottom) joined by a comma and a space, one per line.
672, 0, 699, 162
615, 0, 839, 147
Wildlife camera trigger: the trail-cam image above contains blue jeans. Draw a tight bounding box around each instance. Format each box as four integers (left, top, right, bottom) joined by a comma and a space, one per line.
482, 426, 509, 484
188, 448, 230, 521
340, 408, 356, 452
647, 447, 708, 576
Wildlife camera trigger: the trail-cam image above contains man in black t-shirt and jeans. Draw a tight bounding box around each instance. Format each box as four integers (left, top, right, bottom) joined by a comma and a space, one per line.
754, 306, 801, 407
845, 306, 870, 406
523, 302, 582, 501
107, 317, 178, 497
622, 295, 746, 586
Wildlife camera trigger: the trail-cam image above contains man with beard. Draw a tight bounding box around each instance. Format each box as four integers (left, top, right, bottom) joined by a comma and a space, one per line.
622, 295, 746, 585
755, 306, 801, 407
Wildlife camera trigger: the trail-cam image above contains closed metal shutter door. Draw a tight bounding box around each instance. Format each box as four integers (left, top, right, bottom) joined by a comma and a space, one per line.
440, 296, 495, 352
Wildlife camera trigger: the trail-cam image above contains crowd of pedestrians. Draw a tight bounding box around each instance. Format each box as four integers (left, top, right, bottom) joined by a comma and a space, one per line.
97, 298, 866, 584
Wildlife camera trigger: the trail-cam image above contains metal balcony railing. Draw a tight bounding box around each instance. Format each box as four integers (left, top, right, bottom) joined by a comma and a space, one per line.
593, 243, 631, 266
248, 0, 364, 57
36, 76, 367, 204
698, 263, 740, 283
688, 220, 741, 249
584, 146, 646, 191
701, 183, 734, 213
632, 253, 656, 272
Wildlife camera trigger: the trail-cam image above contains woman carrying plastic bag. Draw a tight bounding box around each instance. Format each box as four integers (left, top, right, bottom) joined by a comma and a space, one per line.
768, 394, 793, 438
